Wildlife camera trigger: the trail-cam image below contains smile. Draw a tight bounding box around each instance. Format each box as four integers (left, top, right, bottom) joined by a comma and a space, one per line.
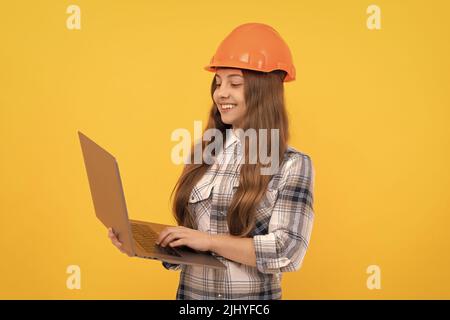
220, 104, 237, 110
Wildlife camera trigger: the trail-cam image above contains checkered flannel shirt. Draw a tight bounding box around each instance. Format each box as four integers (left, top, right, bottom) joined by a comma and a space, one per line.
163, 129, 315, 300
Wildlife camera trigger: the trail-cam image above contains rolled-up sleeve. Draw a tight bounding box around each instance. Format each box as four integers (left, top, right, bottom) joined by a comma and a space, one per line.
253, 154, 315, 274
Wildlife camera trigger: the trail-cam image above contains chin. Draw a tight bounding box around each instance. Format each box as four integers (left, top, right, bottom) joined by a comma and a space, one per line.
220, 116, 234, 125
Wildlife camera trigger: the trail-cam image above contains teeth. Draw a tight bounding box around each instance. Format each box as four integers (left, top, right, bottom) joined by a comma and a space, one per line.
221, 104, 236, 109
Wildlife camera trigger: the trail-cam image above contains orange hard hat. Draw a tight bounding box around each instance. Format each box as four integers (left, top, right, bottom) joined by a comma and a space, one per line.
204, 23, 296, 82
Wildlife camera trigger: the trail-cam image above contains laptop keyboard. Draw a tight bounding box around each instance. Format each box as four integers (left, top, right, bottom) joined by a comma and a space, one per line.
130, 223, 181, 257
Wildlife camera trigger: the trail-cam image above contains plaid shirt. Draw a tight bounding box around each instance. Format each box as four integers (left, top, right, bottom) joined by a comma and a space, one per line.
163, 129, 315, 300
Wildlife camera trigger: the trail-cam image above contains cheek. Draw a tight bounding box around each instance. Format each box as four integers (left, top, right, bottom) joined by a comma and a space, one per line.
237, 105, 246, 117
237, 97, 246, 110
211, 88, 244, 107
237, 90, 245, 107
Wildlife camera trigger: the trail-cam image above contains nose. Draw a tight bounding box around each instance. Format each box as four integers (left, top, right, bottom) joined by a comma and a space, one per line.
216, 84, 230, 99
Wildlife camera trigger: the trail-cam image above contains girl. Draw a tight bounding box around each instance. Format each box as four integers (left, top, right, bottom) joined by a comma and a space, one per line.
109, 23, 315, 300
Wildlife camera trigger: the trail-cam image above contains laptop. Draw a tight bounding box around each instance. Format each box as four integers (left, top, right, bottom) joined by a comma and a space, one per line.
78, 131, 226, 270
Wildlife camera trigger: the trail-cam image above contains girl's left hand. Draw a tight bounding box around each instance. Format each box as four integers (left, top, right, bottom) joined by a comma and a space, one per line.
155, 226, 213, 252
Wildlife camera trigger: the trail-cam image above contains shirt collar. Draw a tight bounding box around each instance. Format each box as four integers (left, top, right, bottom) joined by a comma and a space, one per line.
224, 128, 240, 150
214, 128, 241, 164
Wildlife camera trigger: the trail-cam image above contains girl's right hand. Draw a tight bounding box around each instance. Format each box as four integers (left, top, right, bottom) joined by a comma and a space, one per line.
107, 227, 133, 257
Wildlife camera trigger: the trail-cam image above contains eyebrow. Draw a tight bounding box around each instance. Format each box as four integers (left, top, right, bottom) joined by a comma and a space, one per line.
215, 74, 243, 79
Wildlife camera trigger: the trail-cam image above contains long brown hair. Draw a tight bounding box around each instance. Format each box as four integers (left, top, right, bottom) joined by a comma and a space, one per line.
170, 68, 289, 237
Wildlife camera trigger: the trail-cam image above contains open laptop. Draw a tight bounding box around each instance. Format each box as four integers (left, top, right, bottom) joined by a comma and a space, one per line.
78, 131, 226, 270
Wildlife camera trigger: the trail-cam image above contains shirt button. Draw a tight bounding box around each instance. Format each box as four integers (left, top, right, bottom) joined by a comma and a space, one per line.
191, 196, 195, 200
217, 294, 222, 298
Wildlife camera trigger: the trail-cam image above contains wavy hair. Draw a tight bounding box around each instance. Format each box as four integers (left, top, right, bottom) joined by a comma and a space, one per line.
170, 68, 289, 237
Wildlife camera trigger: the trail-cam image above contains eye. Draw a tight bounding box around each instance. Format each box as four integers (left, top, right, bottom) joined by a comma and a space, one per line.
231, 83, 242, 87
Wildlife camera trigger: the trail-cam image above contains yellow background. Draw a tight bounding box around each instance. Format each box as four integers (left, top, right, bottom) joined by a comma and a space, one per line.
1, 0, 449, 299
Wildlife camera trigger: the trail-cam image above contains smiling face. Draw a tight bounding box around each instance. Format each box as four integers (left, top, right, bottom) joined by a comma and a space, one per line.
213, 68, 247, 129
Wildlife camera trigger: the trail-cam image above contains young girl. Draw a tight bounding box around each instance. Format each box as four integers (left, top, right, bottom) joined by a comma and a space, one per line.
109, 23, 315, 300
